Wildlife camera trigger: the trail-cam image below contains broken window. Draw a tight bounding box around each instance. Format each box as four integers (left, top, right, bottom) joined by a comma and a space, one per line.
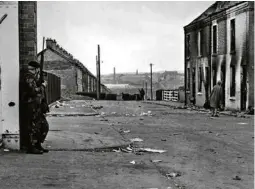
230, 19, 236, 52
198, 67, 202, 92
186, 34, 190, 58
187, 68, 190, 90
212, 25, 217, 54
230, 65, 236, 97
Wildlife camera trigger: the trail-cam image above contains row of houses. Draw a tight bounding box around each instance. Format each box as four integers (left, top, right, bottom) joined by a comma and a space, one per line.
37, 38, 110, 99
184, 1, 254, 111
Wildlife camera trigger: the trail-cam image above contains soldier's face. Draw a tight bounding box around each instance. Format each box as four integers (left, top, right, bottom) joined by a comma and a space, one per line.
28, 66, 36, 74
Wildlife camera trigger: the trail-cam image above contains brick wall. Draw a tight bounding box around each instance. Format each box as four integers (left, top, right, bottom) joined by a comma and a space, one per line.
19, 1, 37, 66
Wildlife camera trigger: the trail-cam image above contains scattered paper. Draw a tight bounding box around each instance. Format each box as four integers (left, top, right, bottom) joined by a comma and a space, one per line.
138, 148, 166, 153
130, 138, 143, 142
123, 130, 130, 133
130, 160, 136, 164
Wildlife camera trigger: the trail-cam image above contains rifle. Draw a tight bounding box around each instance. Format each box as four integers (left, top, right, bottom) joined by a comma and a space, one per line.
39, 37, 45, 84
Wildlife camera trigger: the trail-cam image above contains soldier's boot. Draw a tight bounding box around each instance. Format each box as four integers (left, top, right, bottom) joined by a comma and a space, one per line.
27, 146, 43, 154
35, 142, 49, 153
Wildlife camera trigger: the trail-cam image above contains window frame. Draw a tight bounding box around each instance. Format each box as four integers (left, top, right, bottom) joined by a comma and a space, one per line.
230, 65, 236, 97
230, 19, 236, 53
198, 67, 203, 92
212, 25, 217, 54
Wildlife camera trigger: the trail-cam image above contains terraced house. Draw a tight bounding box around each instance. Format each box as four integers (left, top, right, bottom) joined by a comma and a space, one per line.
37, 39, 109, 98
184, 1, 254, 111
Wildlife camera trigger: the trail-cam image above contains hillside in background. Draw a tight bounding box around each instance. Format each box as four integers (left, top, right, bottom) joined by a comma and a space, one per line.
101, 71, 184, 96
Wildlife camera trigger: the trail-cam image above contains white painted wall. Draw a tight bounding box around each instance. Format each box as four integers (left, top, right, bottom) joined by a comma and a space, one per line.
0, 2, 19, 149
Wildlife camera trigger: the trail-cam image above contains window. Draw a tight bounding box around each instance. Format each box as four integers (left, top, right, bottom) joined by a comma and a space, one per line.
230, 19, 235, 52
198, 67, 202, 92
230, 66, 236, 97
197, 31, 201, 56
186, 34, 190, 58
212, 25, 217, 54
187, 68, 190, 90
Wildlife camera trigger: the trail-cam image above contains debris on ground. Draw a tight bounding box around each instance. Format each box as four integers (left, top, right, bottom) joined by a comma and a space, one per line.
161, 139, 167, 141
166, 172, 181, 178
111, 112, 116, 115
55, 105, 60, 108
70, 106, 74, 109
139, 118, 144, 120
121, 146, 133, 153
140, 111, 153, 116
112, 149, 121, 153
237, 122, 248, 125
130, 160, 136, 164
130, 138, 143, 142
94, 132, 99, 135
137, 148, 166, 153
134, 152, 144, 155
125, 113, 130, 116
101, 112, 106, 116
151, 160, 162, 163
92, 105, 103, 110
233, 176, 241, 180
3, 149, 9, 152
122, 130, 130, 134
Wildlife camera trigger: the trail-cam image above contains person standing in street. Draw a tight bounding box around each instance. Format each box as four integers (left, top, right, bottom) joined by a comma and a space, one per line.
210, 80, 223, 117
139, 88, 145, 100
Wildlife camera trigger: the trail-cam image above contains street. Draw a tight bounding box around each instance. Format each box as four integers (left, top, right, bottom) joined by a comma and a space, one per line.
0, 100, 254, 189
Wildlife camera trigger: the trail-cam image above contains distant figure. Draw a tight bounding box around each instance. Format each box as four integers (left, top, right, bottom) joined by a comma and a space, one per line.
139, 88, 145, 100
210, 80, 223, 117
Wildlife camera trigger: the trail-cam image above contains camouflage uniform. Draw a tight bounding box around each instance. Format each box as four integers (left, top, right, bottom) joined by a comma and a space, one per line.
20, 67, 42, 151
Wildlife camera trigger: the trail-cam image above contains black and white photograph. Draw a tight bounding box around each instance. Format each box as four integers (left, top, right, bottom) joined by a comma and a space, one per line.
0, 1, 254, 189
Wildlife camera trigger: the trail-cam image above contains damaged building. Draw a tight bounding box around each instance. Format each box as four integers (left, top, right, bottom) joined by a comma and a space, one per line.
184, 1, 254, 111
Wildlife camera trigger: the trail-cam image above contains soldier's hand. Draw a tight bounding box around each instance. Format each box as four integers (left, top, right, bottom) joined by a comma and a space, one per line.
42, 81, 47, 87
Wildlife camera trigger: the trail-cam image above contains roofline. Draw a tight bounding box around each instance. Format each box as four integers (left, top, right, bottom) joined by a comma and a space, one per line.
184, 1, 248, 30
37, 47, 96, 78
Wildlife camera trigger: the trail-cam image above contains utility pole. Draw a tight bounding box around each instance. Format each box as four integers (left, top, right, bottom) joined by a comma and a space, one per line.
150, 63, 153, 100
96, 56, 100, 100
96, 45, 101, 100
145, 82, 147, 100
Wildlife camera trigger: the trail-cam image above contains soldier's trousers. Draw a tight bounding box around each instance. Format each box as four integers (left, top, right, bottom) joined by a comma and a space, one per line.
38, 114, 49, 143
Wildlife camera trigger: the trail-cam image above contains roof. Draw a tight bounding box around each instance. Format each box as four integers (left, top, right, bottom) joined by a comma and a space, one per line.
37, 48, 95, 78
186, 1, 246, 27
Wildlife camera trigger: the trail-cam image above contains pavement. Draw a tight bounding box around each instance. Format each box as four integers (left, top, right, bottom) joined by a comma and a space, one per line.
0, 100, 253, 189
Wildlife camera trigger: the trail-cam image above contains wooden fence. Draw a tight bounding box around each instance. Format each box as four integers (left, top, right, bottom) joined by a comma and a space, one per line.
45, 72, 61, 104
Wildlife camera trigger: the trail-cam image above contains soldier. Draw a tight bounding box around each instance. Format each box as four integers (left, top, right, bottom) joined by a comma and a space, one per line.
20, 60, 43, 154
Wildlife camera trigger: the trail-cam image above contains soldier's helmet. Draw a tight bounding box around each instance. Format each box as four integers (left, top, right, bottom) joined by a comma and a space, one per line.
28, 60, 40, 68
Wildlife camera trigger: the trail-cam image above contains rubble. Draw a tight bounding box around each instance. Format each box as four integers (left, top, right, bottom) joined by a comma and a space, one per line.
137, 148, 166, 153
151, 160, 162, 163
166, 172, 181, 178
233, 176, 241, 180
130, 160, 136, 164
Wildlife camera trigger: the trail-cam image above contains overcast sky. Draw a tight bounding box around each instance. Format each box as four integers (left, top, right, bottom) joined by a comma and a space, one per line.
37, 1, 214, 75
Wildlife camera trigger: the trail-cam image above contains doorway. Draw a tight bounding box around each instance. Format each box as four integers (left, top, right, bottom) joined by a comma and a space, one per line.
241, 65, 247, 110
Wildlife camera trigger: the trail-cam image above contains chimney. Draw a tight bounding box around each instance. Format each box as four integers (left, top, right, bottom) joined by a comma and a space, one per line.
46, 38, 56, 50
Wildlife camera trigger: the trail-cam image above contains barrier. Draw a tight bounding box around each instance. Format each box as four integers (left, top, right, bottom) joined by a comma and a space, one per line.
162, 90, 178, 101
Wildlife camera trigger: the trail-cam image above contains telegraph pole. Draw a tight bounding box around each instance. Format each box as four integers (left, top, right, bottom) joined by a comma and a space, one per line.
150, 63, 153, 100
96, 56, 100, 100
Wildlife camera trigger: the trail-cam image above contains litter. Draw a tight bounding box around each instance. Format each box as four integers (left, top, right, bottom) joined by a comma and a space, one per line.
166, 172, 181, 178
112, 149, 121, 153
237, 122, 248, 125
130, 138, 143, 142
130, 160, 136, 164
233, 176, 241, 180
3, 149, 9, 152
70, 107, 74, 109
123, 130, 130, 133
151, 160, 162, 163
138, 148, 166, 153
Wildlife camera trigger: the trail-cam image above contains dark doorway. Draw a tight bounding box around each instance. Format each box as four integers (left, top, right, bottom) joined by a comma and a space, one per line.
241, 65, 247, 110
192, 67, 196, 104
221, 64, 226, 107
